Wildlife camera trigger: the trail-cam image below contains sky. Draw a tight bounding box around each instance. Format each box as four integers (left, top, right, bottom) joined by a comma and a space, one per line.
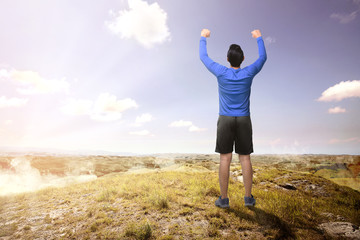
0, 0, 359, 155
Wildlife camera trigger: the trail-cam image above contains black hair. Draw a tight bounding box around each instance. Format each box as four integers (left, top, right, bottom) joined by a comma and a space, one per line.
227, 44, 244, 68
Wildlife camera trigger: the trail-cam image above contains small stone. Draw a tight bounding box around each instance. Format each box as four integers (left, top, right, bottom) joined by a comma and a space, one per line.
291, 179, 309, 185
304, 184, 317, 191
237, 176, 243, 183
337, 215, 346, 221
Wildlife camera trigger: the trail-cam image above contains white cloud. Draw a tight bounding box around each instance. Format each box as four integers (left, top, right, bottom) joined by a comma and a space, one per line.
136, 113, 153, 123
105, 0, 171, 48
0, 96, 28, 108
0, 69, 10, 79
132, 113, 154, 127
169, 120, 207, 132
329, 137, 360, 144
2, 69, 70, 95
94, 93, 138, 113
188, 125, 207, 132
328, 106, 346, 114
318, 80, 360, 102
265, 36, 276, 44
61, 93, 138, 122
129, 130, 151, 136
169, 120, 193, 128
92, 93, 138, 122
61, 99, 93, 115
330, 11, 358, 24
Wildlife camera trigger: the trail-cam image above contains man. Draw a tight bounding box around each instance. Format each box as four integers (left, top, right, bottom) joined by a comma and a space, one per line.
199, 29, 267, 208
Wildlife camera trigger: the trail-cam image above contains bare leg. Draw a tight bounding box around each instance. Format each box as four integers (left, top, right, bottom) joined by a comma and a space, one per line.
239, 154, 253, 197
219, 153, 232, 199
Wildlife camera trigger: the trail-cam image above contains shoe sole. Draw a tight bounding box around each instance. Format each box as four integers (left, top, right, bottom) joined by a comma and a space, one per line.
245, 204, 255, 207
215, 204, 230, 208
245, 200, 256, 207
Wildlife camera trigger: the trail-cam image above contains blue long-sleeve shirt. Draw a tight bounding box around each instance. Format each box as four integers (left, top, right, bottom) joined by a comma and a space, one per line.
200, 36, 267, 116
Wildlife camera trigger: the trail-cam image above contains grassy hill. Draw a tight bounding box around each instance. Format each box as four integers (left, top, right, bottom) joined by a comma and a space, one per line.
0, 154, 359, 239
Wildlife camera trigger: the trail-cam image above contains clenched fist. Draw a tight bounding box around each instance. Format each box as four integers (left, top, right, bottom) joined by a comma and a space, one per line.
201, 29, 211, 38
251, 29, 262, 38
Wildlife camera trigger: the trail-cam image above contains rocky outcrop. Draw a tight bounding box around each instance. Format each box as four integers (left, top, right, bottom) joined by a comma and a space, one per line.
316, 163, 348, 171
278, 183, 297, 190
319, 222, 360, 239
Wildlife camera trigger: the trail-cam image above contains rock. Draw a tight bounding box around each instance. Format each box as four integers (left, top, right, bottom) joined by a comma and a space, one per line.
337, 215, 347, 221
237, 176, 243, 183
320, 212, 346, 221
319, 222, 360, 239
304, 184, 330, 197
304, 184, 316, 191
279, 183, 297, 190
316, 163, 348, 171
291, 179, 309, 185
274, 174, 289, 181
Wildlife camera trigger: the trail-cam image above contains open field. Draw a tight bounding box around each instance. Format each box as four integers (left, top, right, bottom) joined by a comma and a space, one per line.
0, 154, 359, 239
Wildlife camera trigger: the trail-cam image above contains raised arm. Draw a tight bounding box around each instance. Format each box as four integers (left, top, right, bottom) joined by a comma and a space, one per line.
199, 29, 226, 77
246, 29, 267, 76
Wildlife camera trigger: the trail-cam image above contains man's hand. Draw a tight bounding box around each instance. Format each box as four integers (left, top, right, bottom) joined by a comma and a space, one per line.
251, 29, 262, 38
201, 29, 211, 38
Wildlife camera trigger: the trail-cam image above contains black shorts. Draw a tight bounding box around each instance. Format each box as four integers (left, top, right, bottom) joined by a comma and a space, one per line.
215, 115, 253, 155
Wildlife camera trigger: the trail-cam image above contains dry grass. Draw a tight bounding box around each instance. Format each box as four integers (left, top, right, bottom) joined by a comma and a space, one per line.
330, 178, 360, 192
0, 154, 359, 239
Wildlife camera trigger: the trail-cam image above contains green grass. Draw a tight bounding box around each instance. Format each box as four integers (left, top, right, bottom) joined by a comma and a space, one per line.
124, 220, 152, 240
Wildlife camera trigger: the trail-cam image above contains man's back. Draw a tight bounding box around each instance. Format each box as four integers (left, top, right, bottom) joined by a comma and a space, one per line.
199, 35, 267, 116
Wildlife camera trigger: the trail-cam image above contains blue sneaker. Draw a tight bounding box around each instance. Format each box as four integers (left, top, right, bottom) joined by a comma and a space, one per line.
244, 194, 256, 207
215, 196, 230, 208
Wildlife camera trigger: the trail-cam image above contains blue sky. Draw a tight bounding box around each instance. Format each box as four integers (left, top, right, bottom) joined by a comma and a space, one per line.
0, 0, 359, 154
